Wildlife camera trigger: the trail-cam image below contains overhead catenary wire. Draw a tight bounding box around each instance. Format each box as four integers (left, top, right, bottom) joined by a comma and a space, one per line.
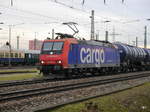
0, 1, 128, 28
0, 9, 143, 39
0, 5, 63, 22
0, 4, 93, 27
104, 0, 125, 4
48, 0, 86, 12
1, 0, 138, 26
0, 0, 147, 49
0, 5, 91, 34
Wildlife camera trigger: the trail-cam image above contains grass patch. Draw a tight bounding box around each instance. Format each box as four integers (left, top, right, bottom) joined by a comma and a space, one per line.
46, 82, 150, 112
0, 68, 38, 73
0, 73, 43, 82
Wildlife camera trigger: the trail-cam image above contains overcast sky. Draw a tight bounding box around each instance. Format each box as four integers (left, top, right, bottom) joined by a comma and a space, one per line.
0, 0, 150, 49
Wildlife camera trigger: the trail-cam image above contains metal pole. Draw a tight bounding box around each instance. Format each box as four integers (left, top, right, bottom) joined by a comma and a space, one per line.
8, 25, 11, 67
17, 36, 19, 49
52, 29, 54, 39
9, 25, 11, 46
136, 37, 138, 47
34, 39, 36, 50
105, 31, 108, 41
90, 10, 94, 40
144, 26, 147, 48
112, 26, 115, 42
11, 0, 13, 6
34, 32, 37, 50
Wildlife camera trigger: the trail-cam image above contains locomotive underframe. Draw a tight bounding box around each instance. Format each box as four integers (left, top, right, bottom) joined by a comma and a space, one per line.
40, 60, 150, 77
40, 65, 63, 75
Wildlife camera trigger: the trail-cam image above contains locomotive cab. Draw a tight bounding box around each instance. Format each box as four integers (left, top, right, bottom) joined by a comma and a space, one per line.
39, 33, 78, 75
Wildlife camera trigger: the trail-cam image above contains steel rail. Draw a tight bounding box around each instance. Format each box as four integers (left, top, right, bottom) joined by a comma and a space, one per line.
0, 72, 121, 88
0, 77, 59, 88
0, 71, 37, 75
0, 73, 150, 103
0, 71, 145, 88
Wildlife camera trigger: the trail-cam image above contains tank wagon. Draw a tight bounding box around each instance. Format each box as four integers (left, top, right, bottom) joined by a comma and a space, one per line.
142, 48, 150, 69
114, 42, 147, 71
40, 33, 120, 76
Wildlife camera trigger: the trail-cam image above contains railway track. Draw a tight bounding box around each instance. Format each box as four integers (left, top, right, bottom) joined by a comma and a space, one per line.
0, 71, 37, 75
0, 77, 58, 88
0, 66, 38, 69
0, 72, 119, 88
0, 72, 150, 103
0, 71, 144, 88
0, 67, 38, 75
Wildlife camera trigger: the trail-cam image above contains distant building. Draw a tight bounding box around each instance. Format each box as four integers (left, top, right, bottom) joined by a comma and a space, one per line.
29, 39, 43, 50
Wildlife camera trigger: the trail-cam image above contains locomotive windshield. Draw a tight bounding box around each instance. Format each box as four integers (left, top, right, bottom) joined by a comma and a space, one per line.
41, 41, 64, 54
53, 42, 64, 50
42, 42, 53, 51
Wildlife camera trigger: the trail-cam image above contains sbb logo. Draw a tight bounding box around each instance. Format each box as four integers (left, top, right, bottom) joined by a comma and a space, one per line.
80, 47, 105, 64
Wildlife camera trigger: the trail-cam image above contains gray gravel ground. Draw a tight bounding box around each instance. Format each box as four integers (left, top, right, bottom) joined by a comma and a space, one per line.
0, 71, 150, 112
0, 71, 147, 93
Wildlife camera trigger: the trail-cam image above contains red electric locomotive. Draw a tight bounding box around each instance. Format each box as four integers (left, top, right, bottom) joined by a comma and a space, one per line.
39, 22, 120, 77
40, 33, 78, 75
39, 33, 120, 76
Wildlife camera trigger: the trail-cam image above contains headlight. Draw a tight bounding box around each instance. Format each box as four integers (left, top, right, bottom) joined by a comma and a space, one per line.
57, 60, 62, 64
41, 61, 44, 64
50, 52, 53, 55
